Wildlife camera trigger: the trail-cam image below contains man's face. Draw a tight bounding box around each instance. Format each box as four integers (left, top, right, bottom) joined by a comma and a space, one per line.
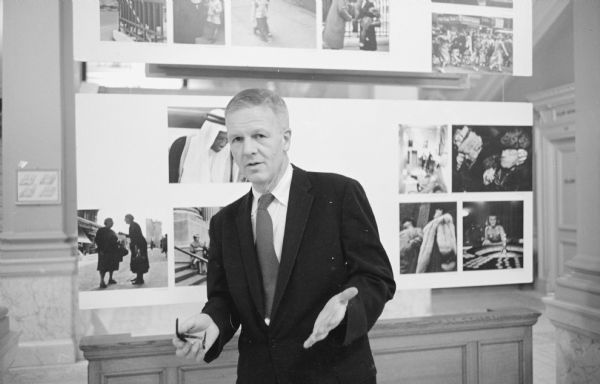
125, 216, 131, 225
210, 131, 228, 153
105, 219, 114, 229
226, 106, 291, 191
401, 221, 413, 230
489, 216, 497, 226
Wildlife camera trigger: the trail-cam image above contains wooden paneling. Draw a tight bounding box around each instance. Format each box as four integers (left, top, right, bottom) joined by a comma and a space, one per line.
81, 308, 540, 384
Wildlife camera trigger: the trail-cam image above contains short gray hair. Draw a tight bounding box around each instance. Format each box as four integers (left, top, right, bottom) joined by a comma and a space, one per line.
225, 88, 289, 130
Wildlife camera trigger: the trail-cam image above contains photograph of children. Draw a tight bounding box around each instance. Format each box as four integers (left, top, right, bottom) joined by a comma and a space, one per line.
399, 202, 457, 274
452, 125, 532, 192
322, 0, 389, 51
99, 0, 167, 43
168, 107, 245, 184
77, 209, 167, 291
231, 0, 317, 48
399, 124, 450, 194
431, 0, 513, 8
173, 206, 222, 286
462, 200, 524, 270
173, 0, 225, 45
432, 14, 513, 74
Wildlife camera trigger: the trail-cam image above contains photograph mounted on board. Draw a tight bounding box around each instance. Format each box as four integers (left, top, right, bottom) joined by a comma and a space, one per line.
462, 200, 524, 271
452, 125, 532, 192
77, 209, 167, 291
431, 0, 513, 8
398, 124, 450, 194
173, 206, 222, 286
168, 107, 245, 184
399, 202, 457, 274
432, 13, 513, 74
99, 0, 167, 43
322, 0, 389, 51
174, 0, 225, 45
231, 0, 317, 48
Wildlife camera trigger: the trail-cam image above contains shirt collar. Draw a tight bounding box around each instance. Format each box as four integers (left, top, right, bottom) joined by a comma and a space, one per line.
252, 161, 293, 207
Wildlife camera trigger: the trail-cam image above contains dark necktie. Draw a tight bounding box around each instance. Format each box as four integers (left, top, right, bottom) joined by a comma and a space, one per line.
256, 193, 279, 319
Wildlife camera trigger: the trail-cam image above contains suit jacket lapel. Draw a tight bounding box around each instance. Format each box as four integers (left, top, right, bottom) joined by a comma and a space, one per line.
271, 167, 313, 320
235, 189, 265, 319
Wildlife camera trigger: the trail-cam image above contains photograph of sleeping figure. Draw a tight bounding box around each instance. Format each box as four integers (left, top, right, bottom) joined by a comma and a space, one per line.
462, 200, 524, 271
399, 202, 457, 274
398, 124, 451, 194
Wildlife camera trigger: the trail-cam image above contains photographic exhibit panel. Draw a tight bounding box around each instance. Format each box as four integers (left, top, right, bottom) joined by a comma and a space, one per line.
398, 124, 451, 194
173, 206, 222, 287
74, 0, 532, 75
399, 202, 458, 274
431, 0, 513, 9
462, 200, 524, 271
452, 125, 533, 192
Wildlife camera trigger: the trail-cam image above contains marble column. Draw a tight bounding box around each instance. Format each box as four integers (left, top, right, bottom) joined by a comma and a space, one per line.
0, 307, 19, 384
544, 1, 600, 383
0, 0, 79, 372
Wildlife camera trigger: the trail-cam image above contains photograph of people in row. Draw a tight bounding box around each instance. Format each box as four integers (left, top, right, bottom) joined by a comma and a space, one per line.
462, 200, 524, 271
452, 124, 532, 192
174, 0, 225, 45
399, 202, 457, 274
323, 0, 389, 51
398, 124, 450, 194
173, 206, 222, 286
77, 210, 167, 291
433, 14, 513, 74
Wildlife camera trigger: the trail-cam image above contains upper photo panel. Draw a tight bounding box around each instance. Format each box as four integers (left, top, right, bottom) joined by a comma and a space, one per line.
100, 0, 167, 43
431, 0, 513, 8
452, 125, 532, 192
174, 0, 225, 45
322, 0, 389, 52
231, 0, 317, 48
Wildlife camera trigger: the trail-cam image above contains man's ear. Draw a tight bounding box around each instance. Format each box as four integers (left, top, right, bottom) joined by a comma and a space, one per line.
282, 129, 292, 151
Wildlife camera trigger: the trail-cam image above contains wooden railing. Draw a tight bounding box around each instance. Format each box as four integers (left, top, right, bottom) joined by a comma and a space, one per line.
80, 308, 540, 384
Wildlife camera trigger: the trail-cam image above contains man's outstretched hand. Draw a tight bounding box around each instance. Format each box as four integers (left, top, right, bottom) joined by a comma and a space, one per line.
303, 287, 358, 349
173, 313, 220, 362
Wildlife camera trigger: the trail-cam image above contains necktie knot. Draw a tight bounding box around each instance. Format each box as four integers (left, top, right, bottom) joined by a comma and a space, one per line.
258, 193, 275, 210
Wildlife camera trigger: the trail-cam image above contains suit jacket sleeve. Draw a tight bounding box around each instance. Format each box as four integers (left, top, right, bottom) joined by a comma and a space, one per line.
340, 178, 396, 345
201, 214, 241, 362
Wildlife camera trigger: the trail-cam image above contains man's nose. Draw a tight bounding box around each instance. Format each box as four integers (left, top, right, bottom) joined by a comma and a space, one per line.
241, 139, 257, 155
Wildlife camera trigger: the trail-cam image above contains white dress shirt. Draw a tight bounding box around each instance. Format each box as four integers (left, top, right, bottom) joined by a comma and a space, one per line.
251, 162, 293, 262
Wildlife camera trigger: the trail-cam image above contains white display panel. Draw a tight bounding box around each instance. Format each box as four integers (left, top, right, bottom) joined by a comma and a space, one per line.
76, 94, 533, 309
74, 0, 532, 75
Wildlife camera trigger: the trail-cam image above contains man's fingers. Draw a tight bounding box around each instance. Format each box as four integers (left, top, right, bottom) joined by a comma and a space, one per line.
186, 339, 202, 360
337, 287, 358, 303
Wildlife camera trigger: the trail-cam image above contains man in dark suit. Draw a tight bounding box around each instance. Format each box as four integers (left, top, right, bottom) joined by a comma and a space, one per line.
174, 89, 395, 384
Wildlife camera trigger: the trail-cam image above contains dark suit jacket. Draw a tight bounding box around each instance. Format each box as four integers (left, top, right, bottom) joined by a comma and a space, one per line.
202, 166, 396, 384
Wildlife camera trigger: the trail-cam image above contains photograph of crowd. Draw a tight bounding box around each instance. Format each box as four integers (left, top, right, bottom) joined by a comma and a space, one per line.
462, 200, 524, 271
322, 0, 389, 51
431, 0, 513, 8
399, 202, 457, 274
168, 107, 245, 184
399, 124, 450, 194
432, 13, 513, 74
173, 206, 222, 286
231, 0, 316, 48
100, 0, 167, 43
452, 125, 532, 192
173, 0, 225, 45
77, 209, 167, 291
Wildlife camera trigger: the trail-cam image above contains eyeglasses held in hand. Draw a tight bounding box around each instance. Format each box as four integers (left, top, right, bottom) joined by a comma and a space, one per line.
176, 318, 206, 349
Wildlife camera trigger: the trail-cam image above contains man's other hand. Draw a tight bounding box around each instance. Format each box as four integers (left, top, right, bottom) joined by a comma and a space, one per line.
173, 313, 220, 362
303, 287, 358, 349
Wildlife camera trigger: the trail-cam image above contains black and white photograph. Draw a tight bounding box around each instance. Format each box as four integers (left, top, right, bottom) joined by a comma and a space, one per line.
173, 206, 222, 286
432, 13, 513, 74
399, 124, 450, 194
173, 0, 225, 45
322, 0, 389, 51
399, 202, 457, 274
462, 200, 524, 271
99, 0, 167, 43
77, 209, 168, 291
452, 125, 532, 192
431, 0, 513, 8
231, 0, 317, 48
168, 107, 244, 184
